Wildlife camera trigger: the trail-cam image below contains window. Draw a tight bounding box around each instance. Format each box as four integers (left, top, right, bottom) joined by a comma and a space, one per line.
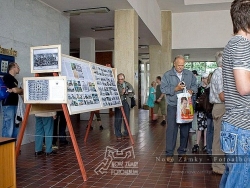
185, 61, 217, 74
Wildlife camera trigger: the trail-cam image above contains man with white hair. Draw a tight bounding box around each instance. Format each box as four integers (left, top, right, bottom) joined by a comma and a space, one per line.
209, 51, 225, 175
161, 55, 197, 163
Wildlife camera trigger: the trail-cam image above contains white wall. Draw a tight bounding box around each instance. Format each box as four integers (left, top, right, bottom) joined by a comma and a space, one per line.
172, 10, 232, 49
0, 0, 70, 144
127, 0, 162, 44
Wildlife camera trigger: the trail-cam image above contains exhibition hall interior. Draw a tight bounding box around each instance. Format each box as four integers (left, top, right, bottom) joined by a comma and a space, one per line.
0, 0, 233, 187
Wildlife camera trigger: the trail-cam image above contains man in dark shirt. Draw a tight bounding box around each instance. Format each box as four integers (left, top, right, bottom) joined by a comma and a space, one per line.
2, 62, 23, 138
152, 76, 166, 125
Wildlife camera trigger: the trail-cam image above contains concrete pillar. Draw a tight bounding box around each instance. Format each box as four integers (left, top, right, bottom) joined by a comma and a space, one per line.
149, 11, 172, 82
114, 9, 138, 135
79, 37, 95, 120
80, 37, 95, 62
149, 11, 172, 117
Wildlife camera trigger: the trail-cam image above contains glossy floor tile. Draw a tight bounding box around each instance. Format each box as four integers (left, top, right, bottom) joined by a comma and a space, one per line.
16, 110, 221, 188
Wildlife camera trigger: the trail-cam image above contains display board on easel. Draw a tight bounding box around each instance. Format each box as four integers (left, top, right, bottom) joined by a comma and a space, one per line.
23, 76, 67, 104
60, 54, 122, 115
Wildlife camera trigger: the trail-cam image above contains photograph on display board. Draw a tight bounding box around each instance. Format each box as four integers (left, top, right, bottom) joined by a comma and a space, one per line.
30, 45, 61, 73
23, 76, 67, 104
91, 63, 122, 108
60, 54, 102, 115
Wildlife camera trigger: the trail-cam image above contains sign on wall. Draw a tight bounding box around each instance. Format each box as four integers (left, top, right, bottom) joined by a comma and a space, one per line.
0, 54, 15, 75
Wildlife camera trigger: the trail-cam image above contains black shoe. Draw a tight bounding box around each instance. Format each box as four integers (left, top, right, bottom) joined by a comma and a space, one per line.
35, 151, 44, 157
99, 125, 104, 130
203, 145, 207, 152
45, 150, 57, 156
161, 120, 166, 125
192, 144, 199, 153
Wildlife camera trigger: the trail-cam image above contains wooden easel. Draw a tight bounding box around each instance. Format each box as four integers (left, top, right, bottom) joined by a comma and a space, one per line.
15, 72, 88, 181
84, 108, 134, 145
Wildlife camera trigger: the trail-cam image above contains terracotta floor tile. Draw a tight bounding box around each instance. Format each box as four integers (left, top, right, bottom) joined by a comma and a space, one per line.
16, 110, 220, 188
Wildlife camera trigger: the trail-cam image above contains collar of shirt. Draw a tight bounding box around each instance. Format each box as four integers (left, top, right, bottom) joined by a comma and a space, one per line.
173, 68, 183, 81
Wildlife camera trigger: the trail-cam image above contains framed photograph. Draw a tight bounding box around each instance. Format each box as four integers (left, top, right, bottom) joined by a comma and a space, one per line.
23, 76, 67, 104
30, 45, 61, 73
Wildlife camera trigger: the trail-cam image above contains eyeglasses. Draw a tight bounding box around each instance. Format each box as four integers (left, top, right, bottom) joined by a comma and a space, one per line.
118, 79, 124, 80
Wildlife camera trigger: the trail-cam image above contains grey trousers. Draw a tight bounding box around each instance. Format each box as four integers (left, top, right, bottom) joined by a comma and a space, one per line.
114, 100, 130, 138
166, 105, 190, 157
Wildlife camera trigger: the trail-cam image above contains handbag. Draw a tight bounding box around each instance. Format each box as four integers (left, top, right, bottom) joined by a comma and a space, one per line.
176, 87, 194, 123
130, 97, 136, 108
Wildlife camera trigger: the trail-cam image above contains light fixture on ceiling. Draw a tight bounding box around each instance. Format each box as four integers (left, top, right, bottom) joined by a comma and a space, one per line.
139, 53, 149, 57
91, 26, 114, 31
184, 54, 190, 60
63, 7, 110, 16
139, 45, 148, 49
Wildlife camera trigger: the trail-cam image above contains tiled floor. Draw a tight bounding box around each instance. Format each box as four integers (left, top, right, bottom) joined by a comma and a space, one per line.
16, 110, 221, 188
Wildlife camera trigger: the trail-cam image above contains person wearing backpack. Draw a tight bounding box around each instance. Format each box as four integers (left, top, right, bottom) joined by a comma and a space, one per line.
192, 73, 209, 153
1, 62, 23, 139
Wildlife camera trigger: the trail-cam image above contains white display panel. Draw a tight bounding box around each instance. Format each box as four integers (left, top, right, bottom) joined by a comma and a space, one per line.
23, 76, 67, 104
91, 64, 122, 108
61, 55, 102, 114
60, 54, 122, 115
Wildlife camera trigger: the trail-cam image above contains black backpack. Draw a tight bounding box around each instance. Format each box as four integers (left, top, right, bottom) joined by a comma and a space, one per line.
196, 87, 213, 114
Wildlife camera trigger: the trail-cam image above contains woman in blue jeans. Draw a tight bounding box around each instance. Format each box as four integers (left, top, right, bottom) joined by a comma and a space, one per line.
35, 111, 57, 156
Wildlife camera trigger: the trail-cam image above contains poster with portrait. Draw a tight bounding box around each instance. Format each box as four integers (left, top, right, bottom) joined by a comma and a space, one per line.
91, 63, 122, 108
23, 76, 67, 104
60, 54, 102, 115
30, 45, 61, 73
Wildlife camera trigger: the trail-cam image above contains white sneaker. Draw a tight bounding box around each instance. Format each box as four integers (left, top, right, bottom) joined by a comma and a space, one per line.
189, 128, 196, 133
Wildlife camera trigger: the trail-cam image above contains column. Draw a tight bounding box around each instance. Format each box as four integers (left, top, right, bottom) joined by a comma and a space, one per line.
114, 9, 138, 135
149, 11, 172, 117
149, 11, 172, 82
80, 37, 95, 62
80, 37, 95, 120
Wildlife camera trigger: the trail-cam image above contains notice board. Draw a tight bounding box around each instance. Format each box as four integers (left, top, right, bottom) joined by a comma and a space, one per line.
60, 54, 122, 115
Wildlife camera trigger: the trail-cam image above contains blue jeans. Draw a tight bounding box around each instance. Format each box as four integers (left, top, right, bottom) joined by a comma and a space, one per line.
35, 117, 54, 153
114, 100, 130, 138
2, 105, 19, 139
219, 121, 250, 188
166, 105, 190, 156
206, 116, 214, 155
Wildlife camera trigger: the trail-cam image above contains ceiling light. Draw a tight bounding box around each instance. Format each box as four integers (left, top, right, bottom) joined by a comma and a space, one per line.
184, 54, 190, 60
139, 53, 149, 57
91, 26, 114, 31
139, 45, 148, 49
63, 7, 110, 16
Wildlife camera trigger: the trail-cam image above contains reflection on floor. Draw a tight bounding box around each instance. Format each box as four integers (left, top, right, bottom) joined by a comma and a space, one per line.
16, 109, 221, 188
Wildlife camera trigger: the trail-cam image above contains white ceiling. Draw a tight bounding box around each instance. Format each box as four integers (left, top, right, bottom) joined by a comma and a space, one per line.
40, 0, 231, 61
